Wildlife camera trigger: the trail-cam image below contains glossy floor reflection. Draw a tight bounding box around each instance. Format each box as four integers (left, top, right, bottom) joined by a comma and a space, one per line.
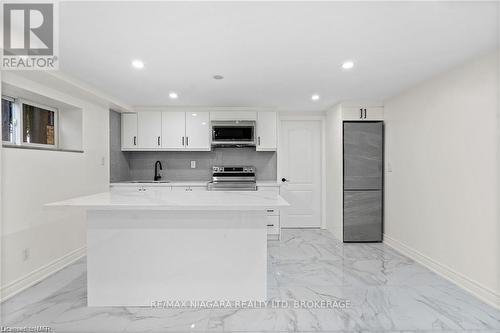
1, 229, 499, 332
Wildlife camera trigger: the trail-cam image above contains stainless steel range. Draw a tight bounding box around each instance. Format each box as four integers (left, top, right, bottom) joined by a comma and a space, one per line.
207, 166, 257, 191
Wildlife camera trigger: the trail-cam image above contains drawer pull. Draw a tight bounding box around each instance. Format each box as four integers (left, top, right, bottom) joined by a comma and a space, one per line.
267, 224, 274, 227
266, 209, 274, 212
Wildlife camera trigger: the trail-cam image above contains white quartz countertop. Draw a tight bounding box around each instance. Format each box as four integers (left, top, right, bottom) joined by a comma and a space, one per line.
46, 189, 289, 210
110, 180, 280, 187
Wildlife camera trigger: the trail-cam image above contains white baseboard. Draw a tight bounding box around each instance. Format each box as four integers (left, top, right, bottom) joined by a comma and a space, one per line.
383, 234, 500, 311
0, 246, 86, 302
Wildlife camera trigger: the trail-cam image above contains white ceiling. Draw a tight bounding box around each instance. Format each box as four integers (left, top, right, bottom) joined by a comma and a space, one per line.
59, 1, 498, 111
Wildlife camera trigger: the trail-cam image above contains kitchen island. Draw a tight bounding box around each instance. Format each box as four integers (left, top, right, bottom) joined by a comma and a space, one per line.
48, 189, 289, 306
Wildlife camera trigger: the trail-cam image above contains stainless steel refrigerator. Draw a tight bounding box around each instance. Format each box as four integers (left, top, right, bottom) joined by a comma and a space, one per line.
343, 121, 384, 242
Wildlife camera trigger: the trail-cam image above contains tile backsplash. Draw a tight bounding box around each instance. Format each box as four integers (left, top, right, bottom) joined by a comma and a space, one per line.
126, 148, 277, 181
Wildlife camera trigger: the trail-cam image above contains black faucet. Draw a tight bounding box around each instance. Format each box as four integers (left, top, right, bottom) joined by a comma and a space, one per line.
154, 161, 162, 181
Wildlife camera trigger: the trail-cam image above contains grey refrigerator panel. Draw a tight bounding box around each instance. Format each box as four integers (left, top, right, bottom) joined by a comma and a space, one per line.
343, 122, 383, 190
343, 121, 383, 242
343, 190, 383, 242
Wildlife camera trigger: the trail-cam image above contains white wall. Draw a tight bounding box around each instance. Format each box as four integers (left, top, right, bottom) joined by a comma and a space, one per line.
384, 50, 499, 308
0, 72, 110, 300
325, 105, 343, 240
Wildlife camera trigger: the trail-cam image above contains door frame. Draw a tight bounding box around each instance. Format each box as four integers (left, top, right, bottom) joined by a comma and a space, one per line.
277, 115, 326, 229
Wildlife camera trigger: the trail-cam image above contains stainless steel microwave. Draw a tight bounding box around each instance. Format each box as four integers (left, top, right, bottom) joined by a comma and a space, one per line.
211, 121, 256, 147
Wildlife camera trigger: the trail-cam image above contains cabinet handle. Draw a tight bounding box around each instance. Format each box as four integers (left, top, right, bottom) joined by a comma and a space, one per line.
266, 209, 274, 212
360, 109, 363, 119
267, 224, 274, 227
258, 136, 261, 145
364, 109, 367, 119
182, 136, 184, 146
186, 137, 189, 146
157, 136, 161, 146
133, 136, 137, 146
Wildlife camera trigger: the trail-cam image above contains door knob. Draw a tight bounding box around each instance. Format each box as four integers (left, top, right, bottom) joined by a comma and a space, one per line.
281, 178, 288, 182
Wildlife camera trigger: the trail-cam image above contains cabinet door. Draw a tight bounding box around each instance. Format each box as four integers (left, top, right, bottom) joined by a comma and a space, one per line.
171, 186, 206, 192
343, 107, 384, 121
266, 215, 280, 235
172, 186, 190, 192
188, 186, 206, 191
137, 112, 162, 149
342, 107, 367, 120
365, 107, 384, 120
185, 111, 210, 150
121, 113, 137, 150
161, 112, 186, 149
256, 112, 277, 151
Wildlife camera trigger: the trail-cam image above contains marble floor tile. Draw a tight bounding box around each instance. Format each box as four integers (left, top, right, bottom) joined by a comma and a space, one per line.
122, 308, 212, 332
277, 284, 500, 331
206, 308, 290, 332
1, 229, 499, 333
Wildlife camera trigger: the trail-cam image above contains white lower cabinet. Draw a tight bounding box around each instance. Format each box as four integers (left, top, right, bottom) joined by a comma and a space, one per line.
258, 186, 281, 240
171, 186, 206, 192
111, 183, 281, 239
265, 212, 280, 240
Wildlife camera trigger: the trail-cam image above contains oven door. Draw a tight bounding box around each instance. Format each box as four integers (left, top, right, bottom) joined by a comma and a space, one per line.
211, 121, 256, 146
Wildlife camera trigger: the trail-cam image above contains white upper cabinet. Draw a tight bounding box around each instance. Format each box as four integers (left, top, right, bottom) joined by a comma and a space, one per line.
256, 111, 277, 151
138, 112, 162, 149
161, 111, 185, 149
185, 112, 210, 150
342, 106, 384, 121
121, 113, 138, 150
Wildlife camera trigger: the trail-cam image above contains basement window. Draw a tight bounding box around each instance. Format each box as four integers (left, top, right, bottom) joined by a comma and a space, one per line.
22, 102, 57, 146
2, 97, 15, 143
1, 97, 58, 148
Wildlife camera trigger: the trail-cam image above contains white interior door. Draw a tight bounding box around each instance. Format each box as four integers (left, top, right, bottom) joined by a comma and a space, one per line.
279, 120, 322, 228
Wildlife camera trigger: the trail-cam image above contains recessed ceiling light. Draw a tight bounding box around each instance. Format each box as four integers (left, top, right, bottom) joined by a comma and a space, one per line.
169, 92, 178, 99
192, 113, 197, 117
213, 75, 224, 80
311, 94, 320, 101
342, 61, 354, 70
131, 59, 144, 69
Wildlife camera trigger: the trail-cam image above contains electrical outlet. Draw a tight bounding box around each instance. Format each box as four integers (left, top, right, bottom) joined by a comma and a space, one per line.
23, 248, 30, 261
387, 162, 393, 173
190, 160, 196, 169
100, 156, 105, 166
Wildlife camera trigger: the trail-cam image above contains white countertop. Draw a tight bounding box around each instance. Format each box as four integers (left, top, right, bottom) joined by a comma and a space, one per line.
47, 189, 289, 210
110, 180, 280, 187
